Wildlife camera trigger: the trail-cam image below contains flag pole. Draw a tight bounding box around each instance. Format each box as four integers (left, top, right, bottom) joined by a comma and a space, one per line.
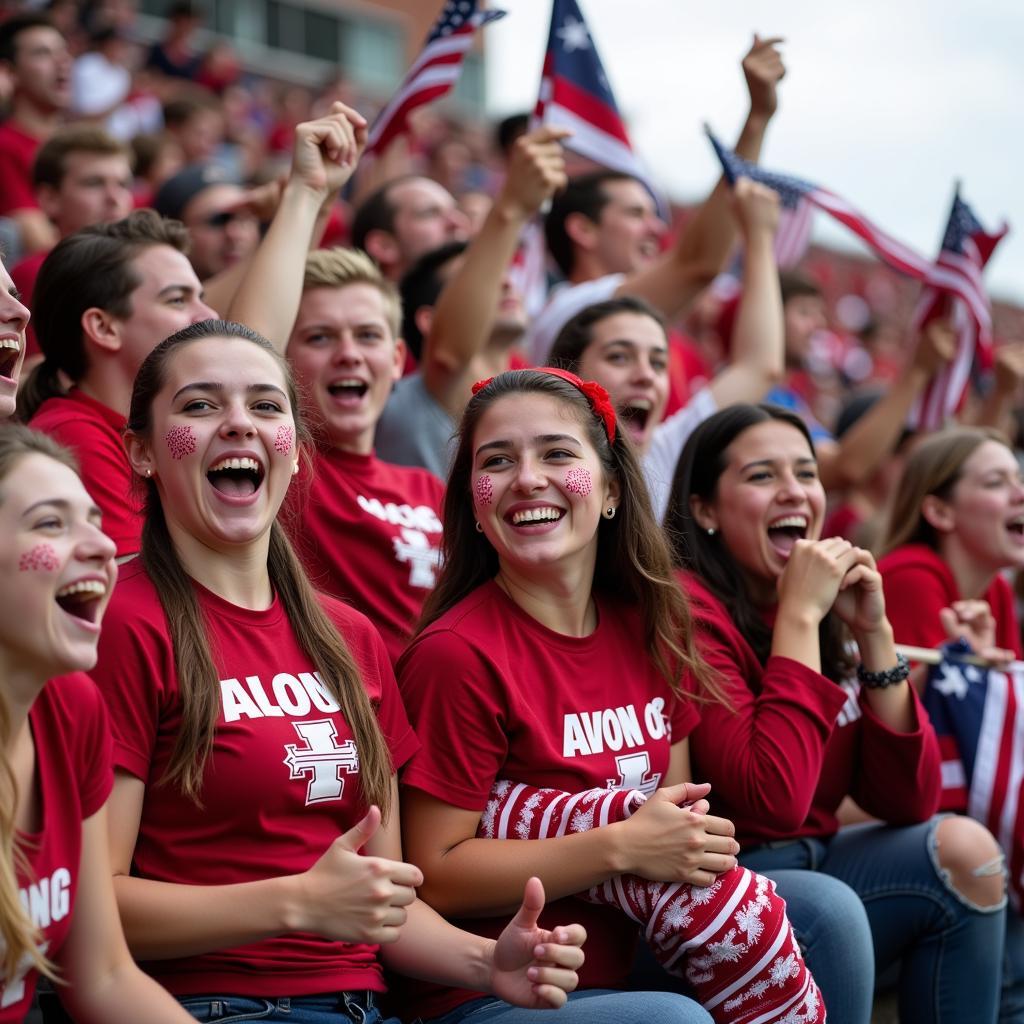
896, 643, 1024, 674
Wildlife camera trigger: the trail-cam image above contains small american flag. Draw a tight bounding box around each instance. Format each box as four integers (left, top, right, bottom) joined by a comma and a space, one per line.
365, 1, 506, 157
909, 190, 1008, 430
705, 128, 1001, 317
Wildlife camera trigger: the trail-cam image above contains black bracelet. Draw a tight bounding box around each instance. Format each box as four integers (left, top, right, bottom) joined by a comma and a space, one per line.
856, 652, 910, 688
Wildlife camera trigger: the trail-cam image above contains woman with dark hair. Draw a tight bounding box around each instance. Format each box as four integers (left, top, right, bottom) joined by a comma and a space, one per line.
878, 425, 1024, 664
89, 322, 585, 1023
664, 402, 1006, 1024
397, 370, 820, 1024
0, 424, 200, 1022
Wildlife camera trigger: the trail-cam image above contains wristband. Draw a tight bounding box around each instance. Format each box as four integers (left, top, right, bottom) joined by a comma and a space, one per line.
856, 652, 910, 688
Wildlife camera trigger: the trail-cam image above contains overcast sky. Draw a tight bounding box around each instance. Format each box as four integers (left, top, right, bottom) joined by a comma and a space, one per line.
484, 0, 1022, 303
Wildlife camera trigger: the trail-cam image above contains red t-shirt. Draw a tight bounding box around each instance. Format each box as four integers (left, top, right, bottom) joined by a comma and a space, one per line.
0, 675, 113, 1020
0, 119, 41, 216
9, 249, 47, 358
89, 560, 419, 998
879, 543, 1023, 658
682, 572, 941, 846
286, 448, 444, 664
29, 389, 141, 557
397, 581, 699, 1019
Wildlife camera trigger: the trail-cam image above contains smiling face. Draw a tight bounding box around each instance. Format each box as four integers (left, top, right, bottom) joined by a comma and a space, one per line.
694, 419, 825, 596
0, 260, 31, 418
127, 337, 298, 553
287, 283, 405, 454
470, 392, 618, 582
931, 440, 1024, 574
576, 311, 669, 453
591, 179, 664, 275
0, 453, 117, 677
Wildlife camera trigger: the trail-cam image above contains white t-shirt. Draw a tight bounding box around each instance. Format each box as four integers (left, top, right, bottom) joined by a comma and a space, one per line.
524, 273, 624, 366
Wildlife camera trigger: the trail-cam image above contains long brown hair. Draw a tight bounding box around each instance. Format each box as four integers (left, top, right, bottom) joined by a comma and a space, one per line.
126, 321, 394, 817
0, 426, 79, 984
420, 369, 716, 699
881, 426, 1009, 556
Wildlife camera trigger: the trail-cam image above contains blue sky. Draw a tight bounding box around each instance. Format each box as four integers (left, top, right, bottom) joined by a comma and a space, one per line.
485, 0, 1022, 302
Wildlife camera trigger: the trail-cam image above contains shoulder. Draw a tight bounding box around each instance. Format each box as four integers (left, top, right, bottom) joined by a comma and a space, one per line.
399, 588, 498, 670
36, 671, 106, 728
878, 544, 950, 589
369, 456, 445, 502
316, 591, 392, 679
102, 560, 168, 637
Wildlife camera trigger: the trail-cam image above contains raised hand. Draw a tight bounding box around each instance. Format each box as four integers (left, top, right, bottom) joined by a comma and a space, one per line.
290, 101, 368, 198
498, 125, 570, 220
776, 537, 864, 625
742, 34, 786, 122
732, 177, 780, 240
489, 877, 586, 1009
912, 318, 957, 376
831, 547, 890, 636
616, 782, 738, 888
288, 806, 422, 945
994, 342, 1024, 399
940, 599, 1016, 666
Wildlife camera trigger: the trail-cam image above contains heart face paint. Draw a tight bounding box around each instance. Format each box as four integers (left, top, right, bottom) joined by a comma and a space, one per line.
165, 425, 197, 460
565, 467, 593, 497
19, 543, 59, 572
474, 474, 494, 506
274, 425, 295, 455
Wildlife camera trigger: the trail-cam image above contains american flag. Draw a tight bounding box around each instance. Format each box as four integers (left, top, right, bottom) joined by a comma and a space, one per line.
909, 190, 1008, 430
365, 1, 506, 157
704, 128, 1000, 316
535, 0, 664, 216
923, 641, 1024, 909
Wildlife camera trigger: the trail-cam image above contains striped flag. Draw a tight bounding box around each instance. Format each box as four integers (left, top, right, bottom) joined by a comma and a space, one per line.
535, 0, 665, 216
365, 1, 506, 157
909, 190, 1008, 430
923, 641, 1024, 909
704, 128, 1000, 318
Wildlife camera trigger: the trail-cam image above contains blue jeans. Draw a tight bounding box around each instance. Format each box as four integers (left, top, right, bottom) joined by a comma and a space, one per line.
742, 817, 1007, 1024
179, 991, 397, 1024
424, 989, 713, 1024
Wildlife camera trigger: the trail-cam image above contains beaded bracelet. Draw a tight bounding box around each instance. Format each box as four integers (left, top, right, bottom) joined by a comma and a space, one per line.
856, 652, 910, 688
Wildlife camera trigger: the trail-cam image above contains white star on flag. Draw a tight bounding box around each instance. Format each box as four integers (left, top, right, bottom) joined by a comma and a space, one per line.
556, 15, 590, 52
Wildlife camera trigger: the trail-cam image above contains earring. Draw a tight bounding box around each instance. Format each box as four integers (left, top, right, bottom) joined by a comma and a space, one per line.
292, 461, 299, 476
602, 506, 616, 520
475, 520, 483, 532
145, 468, 152, 478
706, 527, 716, 537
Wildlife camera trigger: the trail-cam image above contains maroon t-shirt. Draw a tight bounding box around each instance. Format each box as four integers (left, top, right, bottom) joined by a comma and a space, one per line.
0, 119, 41, 216
0, 675, 113, 1020
90, 560, 419, 997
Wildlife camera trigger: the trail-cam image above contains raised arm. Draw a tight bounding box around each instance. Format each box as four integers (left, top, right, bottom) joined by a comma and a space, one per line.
617, 35, 785, 319
969, 341, 1024, 435
423, 126, 568, 416
223, 103, 367, 349
706, 177, 783, 407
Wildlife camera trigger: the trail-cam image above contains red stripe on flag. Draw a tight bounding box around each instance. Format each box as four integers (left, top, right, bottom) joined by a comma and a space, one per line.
548, 74, 632, 146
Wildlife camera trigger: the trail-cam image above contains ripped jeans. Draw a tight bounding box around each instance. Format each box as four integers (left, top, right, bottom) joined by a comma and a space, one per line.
741, 816, 1007, 1024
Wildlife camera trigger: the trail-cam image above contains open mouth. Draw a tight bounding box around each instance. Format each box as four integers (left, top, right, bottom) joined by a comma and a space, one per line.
0, 339, 21, 380
327, 378, 369, 402
508, 506, 565, 526
54, 579, 105, 626
767, 515, 808, 557
618, 399, 652, 435
207, 456, 265, 498
1007, 516, 1024, 538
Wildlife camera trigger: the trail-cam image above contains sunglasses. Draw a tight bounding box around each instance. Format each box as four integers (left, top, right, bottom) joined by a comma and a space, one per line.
201, 209, 255, 229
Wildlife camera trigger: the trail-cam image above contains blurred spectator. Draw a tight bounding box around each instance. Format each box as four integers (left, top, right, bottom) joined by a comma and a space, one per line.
152, 161, 259, 280
0, 12, 71, 254
145, 0, 203, 80
130, 130, 184, 204
70, 21, 131, 121
195, 39, 240, 95
162, 88, 225, 164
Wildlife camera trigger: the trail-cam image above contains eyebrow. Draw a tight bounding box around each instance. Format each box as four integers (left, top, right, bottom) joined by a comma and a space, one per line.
171, 382, 289, 402
156, 283, 197, 300
739, 456, 817, 472
475, 433, 582, 456
22, 498, 103, 520
601, 338, 668, 354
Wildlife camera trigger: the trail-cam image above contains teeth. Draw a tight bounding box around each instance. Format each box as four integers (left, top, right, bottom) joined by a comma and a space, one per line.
331, 378, 365, 389
0, 338, 19, 352
769, 516, 808, 529
511, 507, 562, 525
627, 398, 653, 410
209, 457, 261, 473
56, 580, 106, 599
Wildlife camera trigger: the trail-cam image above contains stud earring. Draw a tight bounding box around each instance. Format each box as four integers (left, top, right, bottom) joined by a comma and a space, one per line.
602, 506, 617, 520
706, 527, 716, 537
475, 520, 483, 532
145, 468, 152, 478
292, 461, 299, 476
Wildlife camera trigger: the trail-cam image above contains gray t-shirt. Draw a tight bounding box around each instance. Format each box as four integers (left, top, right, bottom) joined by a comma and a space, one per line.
374, 372, 456, 480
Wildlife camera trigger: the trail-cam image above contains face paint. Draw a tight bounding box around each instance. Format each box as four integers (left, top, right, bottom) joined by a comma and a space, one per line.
474, 474, 493, 506
165, 425, 197, 460
274, 425, 295, 455
19, 543, 59, 572
565, 467, 593, 497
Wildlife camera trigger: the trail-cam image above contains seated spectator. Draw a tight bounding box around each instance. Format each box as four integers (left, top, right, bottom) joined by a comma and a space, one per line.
0, 12, 71, 255
145, 0, 204, 81
664, 402, 1006, 1022
351, 175, 469, 284
0, 425, 202, 1024
11, 124, 134, 358
0, 254, 32, 419
375, 126, 568, 476
90, 321, 585, 1022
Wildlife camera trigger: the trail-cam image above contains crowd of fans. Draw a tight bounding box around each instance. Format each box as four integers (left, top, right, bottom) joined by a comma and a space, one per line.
0, 2, 1023, 1024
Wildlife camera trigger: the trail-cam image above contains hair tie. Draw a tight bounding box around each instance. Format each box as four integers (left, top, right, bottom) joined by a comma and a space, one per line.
471, 368, 617, 443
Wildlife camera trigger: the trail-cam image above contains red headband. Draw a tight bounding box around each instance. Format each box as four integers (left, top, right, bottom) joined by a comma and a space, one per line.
471, 368, 617, 443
